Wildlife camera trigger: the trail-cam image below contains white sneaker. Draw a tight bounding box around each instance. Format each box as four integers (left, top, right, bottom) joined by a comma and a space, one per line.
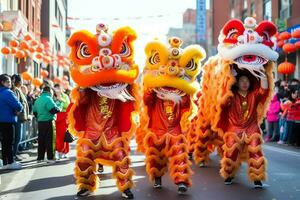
47, 159, 56, 164
0, 165, 8, 170
7, 162, 22, 170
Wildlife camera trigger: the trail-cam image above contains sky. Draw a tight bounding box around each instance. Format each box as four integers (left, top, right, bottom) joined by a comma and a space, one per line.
68, 0, 199, 67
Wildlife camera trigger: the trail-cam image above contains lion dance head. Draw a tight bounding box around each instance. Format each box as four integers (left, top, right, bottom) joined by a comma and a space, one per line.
217, 17, 278, 79
68, 24, 139, 102
198, 17, 279, 139
143, 37, 206, 103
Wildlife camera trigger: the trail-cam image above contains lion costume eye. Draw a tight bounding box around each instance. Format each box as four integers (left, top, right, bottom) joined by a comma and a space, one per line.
149, 51, 160, 65
77, 42, 91, 59
186, 59, 197, 71
119, 42, 131, 57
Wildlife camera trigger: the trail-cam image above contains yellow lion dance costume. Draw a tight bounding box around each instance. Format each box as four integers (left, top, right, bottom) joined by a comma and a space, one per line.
67, 24, 139, 199
136, 37, 205, 194
194, 17, 278, 187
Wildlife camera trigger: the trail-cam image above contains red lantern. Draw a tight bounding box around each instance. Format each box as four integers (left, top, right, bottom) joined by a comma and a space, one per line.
292, 30, 300, 39
53, 77, 62, 84
32, 78, 43, 87
277, 40, 284, 48
41, 70, 49, 78
20, 41, 30, 50
279, 31, 291, 40
21, 71, 33, 81
295, 41, 300, 49
278, 61, 295, 74
1, 47, 11, 55
9, 39, 19, 47
283, 43, 296, 54
15, 50, 26, 59
10, 47, 18, 54
24, 34, 33, 41
36, 44, 44, 53
29, 47, 36, 53
35, 53, 43, 60
30, 40, 38, 46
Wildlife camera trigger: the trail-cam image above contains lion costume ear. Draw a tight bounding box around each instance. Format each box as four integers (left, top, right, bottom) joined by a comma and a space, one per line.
67, 30, 99, 65
179, 45, 206, 80
111, 26, 137, 63
144, 40, 169, 70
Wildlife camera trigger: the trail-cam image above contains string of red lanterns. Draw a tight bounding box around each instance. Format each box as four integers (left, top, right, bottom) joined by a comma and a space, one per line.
276, 29, 300, 77
1, 34, 72, 88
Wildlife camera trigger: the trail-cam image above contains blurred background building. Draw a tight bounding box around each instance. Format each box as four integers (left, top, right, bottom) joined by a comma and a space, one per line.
0, 0, 69, 79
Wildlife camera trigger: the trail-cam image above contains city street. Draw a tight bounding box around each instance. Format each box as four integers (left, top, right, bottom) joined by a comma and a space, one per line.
1, 142, 300, 200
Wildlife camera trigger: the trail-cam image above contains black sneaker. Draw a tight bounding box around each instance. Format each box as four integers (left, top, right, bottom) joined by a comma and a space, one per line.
97, 164, 104, 173
122, 188, 134, 199
153, 177, 162, 188
188, 152, 193, 160
254, 181, 263, 188
224, 177, 233, 185
177, 182, 188, 194
77, 188, 91, 197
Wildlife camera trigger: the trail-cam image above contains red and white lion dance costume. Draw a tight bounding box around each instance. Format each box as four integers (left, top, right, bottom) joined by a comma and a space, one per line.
194, 17, 278, 187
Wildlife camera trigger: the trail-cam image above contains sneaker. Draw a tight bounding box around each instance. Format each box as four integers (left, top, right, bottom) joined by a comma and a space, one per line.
224, 177, 233, 185
153, 177, 162, 188
177, 182, 188, 194
97, 164, 104, 173
7, 162, 22, 170
15, 155, 23, 161
121, 189, 134, 199
77, 188, 91, 197
61, 154, 68, 159
277, 140, 284, 144
199, 162, 205, 168
46, 159, 56, 164
0, 165, 8, 170
254, 181, 263, 188
37, 159, 44, 163
188, 152, 193, 160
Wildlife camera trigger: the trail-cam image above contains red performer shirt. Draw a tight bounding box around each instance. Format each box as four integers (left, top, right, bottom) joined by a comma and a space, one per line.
222, 87, 269, 135
75, 89, 134, 141
144, 91, 190, 136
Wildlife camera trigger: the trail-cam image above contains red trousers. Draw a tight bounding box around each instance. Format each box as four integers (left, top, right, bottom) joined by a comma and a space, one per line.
56, 112, 69, 154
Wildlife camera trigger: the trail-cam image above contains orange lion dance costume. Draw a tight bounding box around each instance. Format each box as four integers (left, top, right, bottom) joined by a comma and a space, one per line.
136, 37, 206, 194
194, 17, 278, 187
67, 24, 139, 199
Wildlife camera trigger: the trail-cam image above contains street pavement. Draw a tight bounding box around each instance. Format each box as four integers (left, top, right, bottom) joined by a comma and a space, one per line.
1, 141, 300, 200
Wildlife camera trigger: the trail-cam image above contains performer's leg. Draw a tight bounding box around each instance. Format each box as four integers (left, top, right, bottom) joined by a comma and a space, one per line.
144, 132, 168, 186
193, 128, 212, 166
187, 121, 197, 160
74, 138, 98, 196
110, 138, 134, 195
220, 131, 242, 183
246, 133, 266, 185
167, 134, 192, 192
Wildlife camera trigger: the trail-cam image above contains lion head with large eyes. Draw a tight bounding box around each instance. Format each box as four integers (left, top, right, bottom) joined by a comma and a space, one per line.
143, 37, 206, 102
217, 17, 278, 79
67, 24, 139, 101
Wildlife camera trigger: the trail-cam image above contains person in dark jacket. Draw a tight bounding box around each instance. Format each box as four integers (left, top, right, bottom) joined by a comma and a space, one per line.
33, 85, 60, 163
0, 74, 23, 170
